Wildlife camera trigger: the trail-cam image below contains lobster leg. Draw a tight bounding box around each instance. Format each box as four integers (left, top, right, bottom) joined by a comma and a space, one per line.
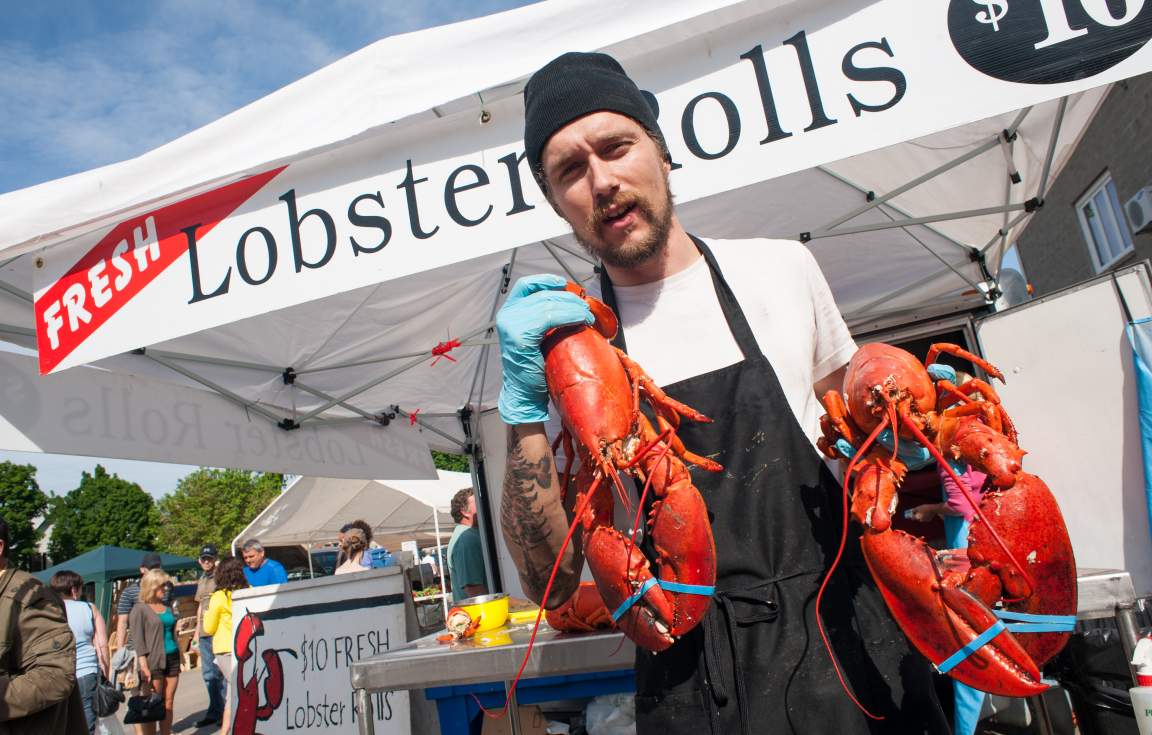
546, 581, 614, 632
925, 343, 1005, 382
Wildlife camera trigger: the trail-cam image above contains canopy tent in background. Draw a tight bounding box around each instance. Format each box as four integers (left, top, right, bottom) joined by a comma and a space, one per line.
33, 545, 197, 621
2, 0, 1151, 591
233, 469, 467, 552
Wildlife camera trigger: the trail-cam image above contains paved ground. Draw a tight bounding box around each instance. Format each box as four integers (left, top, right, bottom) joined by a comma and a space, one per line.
137, 667, 216, 735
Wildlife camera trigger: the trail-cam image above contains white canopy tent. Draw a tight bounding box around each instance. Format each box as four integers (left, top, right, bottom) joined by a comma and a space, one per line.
234, 469, 468, 550
235, 469, 470, 612
2, 0, 1150, 589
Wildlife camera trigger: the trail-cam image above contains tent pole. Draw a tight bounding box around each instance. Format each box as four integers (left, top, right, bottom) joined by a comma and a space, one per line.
545, 239, 597, 266
814, 106, 1032, 238
0, 280, 31, 302
814, 136, 1002, 234
144, 353, 285, 424
294, 343, 491, 375
542, 240, 581, 283
0, 323, 34, 338
1036, 96, 1068, 202
433, 510, 449, 619
294, 322, 494, 424
307, 544, 315, 579
461, 408, 501, 595
848, 258, 983, 321
467, 251, 516, 409
389, 407, 468, 451
139, 348, 280, 373
812, 166, 973, 255
806, 202, 1030, 240
293, 381, 380, 421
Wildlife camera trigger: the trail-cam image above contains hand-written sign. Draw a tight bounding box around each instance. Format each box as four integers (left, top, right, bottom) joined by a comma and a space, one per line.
230, 572, 411, 735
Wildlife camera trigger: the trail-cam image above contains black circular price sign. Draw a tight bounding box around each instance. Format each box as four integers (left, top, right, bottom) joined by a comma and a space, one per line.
949, 0, 1152, 84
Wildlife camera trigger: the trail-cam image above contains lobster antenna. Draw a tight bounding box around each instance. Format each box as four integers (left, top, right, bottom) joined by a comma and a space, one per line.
815, 416, 890, 721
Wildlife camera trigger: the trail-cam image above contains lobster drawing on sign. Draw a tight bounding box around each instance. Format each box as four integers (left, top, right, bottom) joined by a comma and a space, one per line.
232, 612, 296, 735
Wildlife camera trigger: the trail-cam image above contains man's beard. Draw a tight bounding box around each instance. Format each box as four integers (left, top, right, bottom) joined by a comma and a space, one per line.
573, 179, 674, 269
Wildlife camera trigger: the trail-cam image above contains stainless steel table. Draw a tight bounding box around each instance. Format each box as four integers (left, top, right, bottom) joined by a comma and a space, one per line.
350, 570, 1144, 735
1027, 568, 1142, 734
350, 619, 632, 735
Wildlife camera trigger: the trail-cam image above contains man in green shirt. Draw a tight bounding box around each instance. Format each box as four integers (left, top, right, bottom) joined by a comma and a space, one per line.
446, 488, 487, 603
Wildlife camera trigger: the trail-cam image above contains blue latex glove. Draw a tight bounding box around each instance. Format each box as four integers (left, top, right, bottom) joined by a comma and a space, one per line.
497, 274, 594, 424
926, 362, 956, 383
834, 429, 934, 470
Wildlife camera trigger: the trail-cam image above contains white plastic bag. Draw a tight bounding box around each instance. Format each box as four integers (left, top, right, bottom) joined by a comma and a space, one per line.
96, 714, 126, 735
585, 694, 636, 735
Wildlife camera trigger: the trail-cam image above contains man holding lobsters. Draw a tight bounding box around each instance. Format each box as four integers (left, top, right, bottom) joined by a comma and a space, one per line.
496, 52, 947, 734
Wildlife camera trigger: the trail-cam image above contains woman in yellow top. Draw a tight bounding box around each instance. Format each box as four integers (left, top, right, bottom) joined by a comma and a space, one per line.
202, 557, 248, 735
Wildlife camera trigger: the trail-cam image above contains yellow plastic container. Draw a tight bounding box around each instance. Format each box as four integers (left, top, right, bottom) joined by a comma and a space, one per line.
508, 608, 543, 626
455, 593, 509, 633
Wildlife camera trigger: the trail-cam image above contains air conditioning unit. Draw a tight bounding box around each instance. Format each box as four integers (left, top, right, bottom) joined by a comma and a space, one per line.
1126, 186, 1152, 235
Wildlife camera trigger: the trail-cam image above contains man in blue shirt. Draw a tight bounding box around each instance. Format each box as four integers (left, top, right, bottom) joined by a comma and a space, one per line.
447, 488, 487, 603
241, 540, 288, 586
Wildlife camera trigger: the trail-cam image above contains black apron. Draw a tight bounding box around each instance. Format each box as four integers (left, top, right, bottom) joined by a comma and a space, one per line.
599, 237, 948, 735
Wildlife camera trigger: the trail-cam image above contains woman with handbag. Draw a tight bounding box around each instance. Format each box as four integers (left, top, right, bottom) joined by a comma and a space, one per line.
202, 557, 248, 734
126, 569, 180, 735
51, 570, 111, 734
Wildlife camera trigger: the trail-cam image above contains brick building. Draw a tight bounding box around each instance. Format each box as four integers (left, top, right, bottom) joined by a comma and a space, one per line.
1015, 73, 1152, 296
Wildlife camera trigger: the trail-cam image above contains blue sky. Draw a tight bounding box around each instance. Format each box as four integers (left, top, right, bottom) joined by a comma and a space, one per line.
0, 0, 532, 497
0, 0, 534, 195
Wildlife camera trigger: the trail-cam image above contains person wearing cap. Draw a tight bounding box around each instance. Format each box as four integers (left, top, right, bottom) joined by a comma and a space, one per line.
192, 544, 224, 728
497, 52, 946, 734
114, 551, 165, 661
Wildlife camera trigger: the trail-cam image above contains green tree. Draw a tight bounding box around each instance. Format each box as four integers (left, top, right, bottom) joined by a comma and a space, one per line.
0, 462, 49, 569
432, 451, 470, 473
49, 465, 157, 561
155, 469, 283, 558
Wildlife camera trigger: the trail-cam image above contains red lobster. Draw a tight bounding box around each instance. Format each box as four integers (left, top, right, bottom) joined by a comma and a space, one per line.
817, 343, 1076, 700
545, 581, 614, 633
540, 282, 720, 651
232, 613, 291, 735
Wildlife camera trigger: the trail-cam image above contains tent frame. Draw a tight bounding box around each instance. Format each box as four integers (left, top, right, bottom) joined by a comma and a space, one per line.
2, 93, 1075, 597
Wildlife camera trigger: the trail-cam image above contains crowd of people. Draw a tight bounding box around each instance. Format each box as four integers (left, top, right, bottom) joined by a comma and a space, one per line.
0, 505, 465, 735
0, 525, 302, 734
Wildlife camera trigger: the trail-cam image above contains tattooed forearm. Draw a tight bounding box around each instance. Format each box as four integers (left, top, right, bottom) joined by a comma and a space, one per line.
500, 423, 582, 607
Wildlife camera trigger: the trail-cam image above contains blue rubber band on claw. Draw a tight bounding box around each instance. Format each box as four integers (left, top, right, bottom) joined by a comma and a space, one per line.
609, 578, 716, 623
995, 610, 1076, 634
936, 620, 1007, 674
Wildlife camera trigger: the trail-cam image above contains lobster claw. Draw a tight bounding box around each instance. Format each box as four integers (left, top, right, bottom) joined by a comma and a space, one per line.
546, 581, 614, 632
860, 530, 1047, 697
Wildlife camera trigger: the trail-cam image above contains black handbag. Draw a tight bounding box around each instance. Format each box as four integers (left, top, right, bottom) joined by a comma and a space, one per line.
122, 692, 165, 724
93, 675, 124, 717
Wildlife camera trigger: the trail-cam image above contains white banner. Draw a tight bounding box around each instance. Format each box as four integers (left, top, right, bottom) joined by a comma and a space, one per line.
229, 570, 411, 735
0, 351, 435, 479
33, 0, 1152, 372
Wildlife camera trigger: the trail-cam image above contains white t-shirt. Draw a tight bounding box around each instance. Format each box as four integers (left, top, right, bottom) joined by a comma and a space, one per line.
588, 237, 856, 448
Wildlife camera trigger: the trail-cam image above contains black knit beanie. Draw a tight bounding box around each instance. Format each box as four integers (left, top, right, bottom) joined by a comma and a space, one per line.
523, 51, 663, 180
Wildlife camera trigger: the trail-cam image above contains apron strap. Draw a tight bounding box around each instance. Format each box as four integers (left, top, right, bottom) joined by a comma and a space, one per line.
597, 236, 766, 361
702, 585, 781, 735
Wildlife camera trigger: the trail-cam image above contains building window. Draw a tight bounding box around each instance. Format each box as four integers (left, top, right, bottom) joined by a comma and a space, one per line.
1076, 172, 1134, 272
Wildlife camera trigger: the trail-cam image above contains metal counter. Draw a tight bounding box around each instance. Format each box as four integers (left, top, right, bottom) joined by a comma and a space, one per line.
351, 619, 631, 692
350, 619, 631, 735
351, 569, 1144, 735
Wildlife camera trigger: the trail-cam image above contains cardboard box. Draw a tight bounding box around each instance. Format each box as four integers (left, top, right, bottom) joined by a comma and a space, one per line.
481, 705, 548, 735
